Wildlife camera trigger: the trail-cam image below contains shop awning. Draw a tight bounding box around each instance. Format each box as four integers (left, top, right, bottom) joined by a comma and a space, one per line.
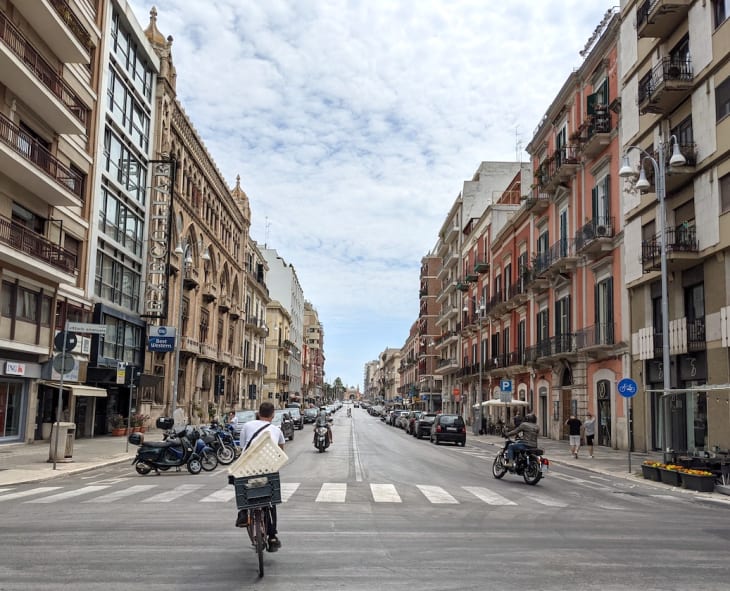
41, 382, 108, 397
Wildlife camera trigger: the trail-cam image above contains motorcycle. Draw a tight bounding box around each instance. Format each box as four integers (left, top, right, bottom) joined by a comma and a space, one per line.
314, 425, 330, 453
202, 423, 239, 465
194, 430, 219, 471
128, 417, 202, 475
492, 437, 549, 485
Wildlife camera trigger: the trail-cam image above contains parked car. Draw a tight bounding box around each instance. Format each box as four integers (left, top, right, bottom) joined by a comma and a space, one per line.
287, 407, 304, 430
397, 412, 410, 429
414, 413, 437, 439
231, 410, 257, 440
303, 408, 319, 424
273, 410, 295, 441
430, 414, 466, 446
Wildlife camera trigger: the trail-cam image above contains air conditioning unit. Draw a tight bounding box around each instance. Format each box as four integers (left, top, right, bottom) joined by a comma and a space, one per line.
595, 224, 610, 237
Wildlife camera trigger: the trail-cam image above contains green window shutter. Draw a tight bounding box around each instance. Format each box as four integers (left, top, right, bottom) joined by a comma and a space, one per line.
592, 186, 598, 221
603, 175, 611, 218
587, 92, 597, 115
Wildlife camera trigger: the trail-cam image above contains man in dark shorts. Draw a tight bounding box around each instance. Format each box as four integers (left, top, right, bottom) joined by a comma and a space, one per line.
565, 414, 582, 458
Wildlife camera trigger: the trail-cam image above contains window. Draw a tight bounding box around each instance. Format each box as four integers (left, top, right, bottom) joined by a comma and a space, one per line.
517, 320, 526, 363
0, 282, 51, 324
94, 250, 141, 311
595, 278, 614, 345
671, 116, 694, 148
101, 315, 142, 364
717, 77, 730, 122
592, 175, 611, 224
720, 173, 730, 214
713, 0, 729, 28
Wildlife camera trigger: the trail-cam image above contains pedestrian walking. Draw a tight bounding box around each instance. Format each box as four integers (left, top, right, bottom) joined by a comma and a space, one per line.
584, 412, 596, 458
565, 414, 582, 458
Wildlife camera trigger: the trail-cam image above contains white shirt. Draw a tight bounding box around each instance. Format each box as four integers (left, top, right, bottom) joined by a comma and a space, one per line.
240, 419, 285, 449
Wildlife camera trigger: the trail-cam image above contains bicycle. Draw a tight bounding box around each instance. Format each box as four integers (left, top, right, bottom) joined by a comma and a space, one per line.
230, 472, 282, 578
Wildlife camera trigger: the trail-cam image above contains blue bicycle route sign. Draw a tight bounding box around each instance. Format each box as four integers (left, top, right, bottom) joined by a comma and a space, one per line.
617, 378, 638, 398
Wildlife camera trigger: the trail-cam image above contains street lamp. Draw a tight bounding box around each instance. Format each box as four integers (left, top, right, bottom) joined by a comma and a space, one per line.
171, 239, 209, 421
619, 135, 686, 461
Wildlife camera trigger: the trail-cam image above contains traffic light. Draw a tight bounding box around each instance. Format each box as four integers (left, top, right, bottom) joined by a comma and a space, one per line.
125, 366, 141, 387
214, 374, 225, 398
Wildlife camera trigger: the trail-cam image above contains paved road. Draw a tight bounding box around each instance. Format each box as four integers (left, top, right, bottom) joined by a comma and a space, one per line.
1, 407, 728, 590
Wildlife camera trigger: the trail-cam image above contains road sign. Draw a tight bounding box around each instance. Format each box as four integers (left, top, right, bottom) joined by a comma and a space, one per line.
148, 336, 176, 352
67, 322, 108, 335
54, 331, 77, 352
52, 353, 75, 375
500, 379, 513, 392
617, 378, 638, 398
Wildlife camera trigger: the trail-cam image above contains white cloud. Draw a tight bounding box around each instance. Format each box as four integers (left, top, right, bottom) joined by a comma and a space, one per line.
128, 0, 613, 388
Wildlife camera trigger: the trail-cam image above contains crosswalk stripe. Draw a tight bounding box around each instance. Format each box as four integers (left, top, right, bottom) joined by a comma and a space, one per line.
462, 486, 516, 505
316, 482, 346, 503
417, 485, 458, 504
26, 485, 110, 503
84, 485, 157, 503
280, 482, 300, 502
200, 487, 235, 503
141, 484, 203, 503
371, 483, 402, 503
0, 487, 62, 502
524, 494, 568, 507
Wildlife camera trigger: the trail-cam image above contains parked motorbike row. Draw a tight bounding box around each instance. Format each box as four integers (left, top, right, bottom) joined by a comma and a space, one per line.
128, 417, 241, 476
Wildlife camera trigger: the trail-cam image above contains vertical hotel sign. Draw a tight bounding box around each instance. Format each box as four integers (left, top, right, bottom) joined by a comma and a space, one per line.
142, 160, 176, 319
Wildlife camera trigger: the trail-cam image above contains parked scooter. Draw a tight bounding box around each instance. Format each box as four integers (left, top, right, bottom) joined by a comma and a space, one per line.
491, 437, 549, 485
128, 417, 202, 475
201, 423, 238, 465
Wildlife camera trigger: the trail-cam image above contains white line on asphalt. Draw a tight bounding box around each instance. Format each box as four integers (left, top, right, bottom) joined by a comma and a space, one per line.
26, 485, 110, 503
316, 482, 347, 503
417, 485, 458, 504
0, 487, 62, 501
649, 494, 683, 502
280, 482, 300, 502
462, 486, 516, 505
141, 484, 203, 503
200, 487, 235, 502
523, 493, 568, 507
84, 484, 157, 503
550, 472, 605, 490
370, 483, 402, 503
352, 425, 363, 482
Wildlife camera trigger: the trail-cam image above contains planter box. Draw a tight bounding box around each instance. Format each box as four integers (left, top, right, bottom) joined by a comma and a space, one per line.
659, 468, 682, 486
681, 474, 715, 493
641, 465, 662, 481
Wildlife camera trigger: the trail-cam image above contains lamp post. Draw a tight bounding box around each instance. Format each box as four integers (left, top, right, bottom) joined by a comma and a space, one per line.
619, 136, 686, 461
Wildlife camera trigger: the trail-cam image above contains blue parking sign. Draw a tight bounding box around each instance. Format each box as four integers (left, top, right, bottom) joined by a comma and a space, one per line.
500, 379, 512, 392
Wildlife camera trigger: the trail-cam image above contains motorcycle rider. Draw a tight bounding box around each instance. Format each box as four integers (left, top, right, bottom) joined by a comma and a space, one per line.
347, 407, 352, 418
313, 406, 333, 446
504, 413, 539, 467
235, 401, 285, 551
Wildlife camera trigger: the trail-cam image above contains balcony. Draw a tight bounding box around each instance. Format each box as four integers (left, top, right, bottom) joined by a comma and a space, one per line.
574, 217, 615, 258
546, 237, 579, 274
202, 281, 217, 302
0, 215, 77, 280
464, 270, 478, 283
474, 260, 489, 273
181, 336, 199, 355
232, 355, 244, 368
199, 342, 218, 361
242, 359, 257, 373
580, 108, 613, 158
551, 145, 580, 185
638, 58, 694, 116
637, 0, 692, 41
0, 11, 88, 134
0, 113, 84, 207
218, 294, 231, 312
435, 357, 459, 375
504, 277, 529, 310
229, 303, 241, 319
664, 142, 697, 193
641, 226, 699, 273
14, 0, 92, 63
575, 323, 615, 359
182, 267, 199, 289
526, 258, 550, 292
219, 350, 232, 365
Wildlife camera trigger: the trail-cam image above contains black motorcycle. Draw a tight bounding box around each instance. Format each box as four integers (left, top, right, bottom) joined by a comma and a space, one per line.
492, 437, 549, 485
128, 417, 202, 475
201, 423, 238, 465
314, 424, 330, 453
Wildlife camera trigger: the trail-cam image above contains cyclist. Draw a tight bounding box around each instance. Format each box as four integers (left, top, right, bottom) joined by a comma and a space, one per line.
235, 401, 285, 550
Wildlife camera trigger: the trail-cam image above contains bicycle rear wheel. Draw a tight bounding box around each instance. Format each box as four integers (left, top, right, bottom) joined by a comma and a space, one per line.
253, 509, 265, 577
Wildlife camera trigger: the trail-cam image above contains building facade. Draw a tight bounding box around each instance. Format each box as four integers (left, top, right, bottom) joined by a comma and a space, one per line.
621, 0, 730, 453
264, 299, 291, 406
241, 239, 269, 410
1, 0, 102, 443
302, 300, 324, 405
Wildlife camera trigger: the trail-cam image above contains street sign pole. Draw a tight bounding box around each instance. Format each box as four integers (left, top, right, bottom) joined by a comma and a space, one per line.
51, 322, 69, 470
617, 378, 638, 474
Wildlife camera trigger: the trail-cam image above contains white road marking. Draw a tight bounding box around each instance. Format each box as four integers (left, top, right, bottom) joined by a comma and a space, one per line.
462, 486, 516, 505
0, 487, 62, 501
84, 485, 157, 503
417, 485, 458, 504
370, 483, 402, 503
524, 494, 568, 507
200, 487, 235, 503
26, 485, 110, 503
141, 484, 203, 503
649, 494, 683, 502
280, 482, 300, 502
352, 427, 364, 482
316, 482, 347, 503
550, 472, 605, 490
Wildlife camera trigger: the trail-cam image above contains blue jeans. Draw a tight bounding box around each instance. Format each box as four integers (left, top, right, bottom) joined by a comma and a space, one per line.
506, 441, 528, 462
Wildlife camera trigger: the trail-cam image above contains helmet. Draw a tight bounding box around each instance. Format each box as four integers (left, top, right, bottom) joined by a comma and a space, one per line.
525, 413, 537, 423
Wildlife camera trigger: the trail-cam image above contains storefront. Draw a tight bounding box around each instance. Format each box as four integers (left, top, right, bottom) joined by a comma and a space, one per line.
1, 359, 42, 444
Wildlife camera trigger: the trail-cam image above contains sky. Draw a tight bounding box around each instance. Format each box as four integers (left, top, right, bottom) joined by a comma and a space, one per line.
127, 0, 613, 389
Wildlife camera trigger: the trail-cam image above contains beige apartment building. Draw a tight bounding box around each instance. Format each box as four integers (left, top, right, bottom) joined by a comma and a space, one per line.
416, 253, 441, 410
264, 300, 292, 407
241, 239, 269, 410
397, 321, 419, 404
620, 0, 730, 453
302, 300, 324, 405
141, 10, 249, 425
